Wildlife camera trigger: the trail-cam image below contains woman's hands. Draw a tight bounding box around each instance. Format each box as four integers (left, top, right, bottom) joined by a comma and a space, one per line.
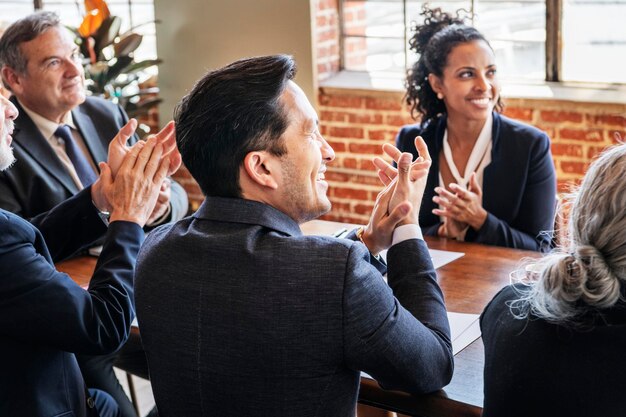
433, 172, 487, 238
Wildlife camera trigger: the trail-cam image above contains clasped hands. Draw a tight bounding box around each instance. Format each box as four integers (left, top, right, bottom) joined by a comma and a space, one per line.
91, 119, 182, 226
433, 172, 487, 239
359, 136, 431, 255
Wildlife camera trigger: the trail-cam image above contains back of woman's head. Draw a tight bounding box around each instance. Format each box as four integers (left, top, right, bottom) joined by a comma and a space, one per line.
516, 143, 626, 324
405, 5, 502, 124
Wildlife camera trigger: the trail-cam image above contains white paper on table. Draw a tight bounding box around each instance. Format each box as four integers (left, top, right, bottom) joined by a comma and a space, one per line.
447, 311, 481, 355
379, 248, 464, 269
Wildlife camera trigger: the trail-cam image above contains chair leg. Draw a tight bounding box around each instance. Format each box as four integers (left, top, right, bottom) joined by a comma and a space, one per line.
126, 372, 141, 416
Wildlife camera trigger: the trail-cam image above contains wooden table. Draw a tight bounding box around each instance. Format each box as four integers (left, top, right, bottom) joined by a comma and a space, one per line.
58, 219, 540, 417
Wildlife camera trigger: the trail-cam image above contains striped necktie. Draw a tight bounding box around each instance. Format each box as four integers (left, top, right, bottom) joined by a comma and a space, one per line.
54, 124, 98, 188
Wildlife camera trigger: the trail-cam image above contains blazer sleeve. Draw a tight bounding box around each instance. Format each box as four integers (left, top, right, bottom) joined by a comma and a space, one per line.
342, 239, 453, 394
29, 187, 107, 262
0, 218, 142, 354
465, 132, 556, 251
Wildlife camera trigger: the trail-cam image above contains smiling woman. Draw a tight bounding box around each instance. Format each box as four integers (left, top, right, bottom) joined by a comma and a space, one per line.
395, 5, 557, 252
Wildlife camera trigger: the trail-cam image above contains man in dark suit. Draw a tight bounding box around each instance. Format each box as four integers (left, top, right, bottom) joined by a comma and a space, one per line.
0, 12, 185, 417
135, 55, 453, 417
0, 11, 187, 223
0, 93, 176, 417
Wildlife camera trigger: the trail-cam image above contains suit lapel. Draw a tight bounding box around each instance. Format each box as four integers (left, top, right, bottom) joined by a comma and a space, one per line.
72, 104, 108, 164
11, 97, 80, 195
482, 112, 501, 210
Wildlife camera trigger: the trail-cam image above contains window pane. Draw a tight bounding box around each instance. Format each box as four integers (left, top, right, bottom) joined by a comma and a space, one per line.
562, 0, 626, 83
475, 1, 545, 81
343, 1, 404, 38
40, 1, 157, 63
344, 35, 405, 72
0, 1, 35, 30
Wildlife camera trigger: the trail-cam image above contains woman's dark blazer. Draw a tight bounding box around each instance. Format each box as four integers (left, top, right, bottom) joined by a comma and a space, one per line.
396, 112, 556, 251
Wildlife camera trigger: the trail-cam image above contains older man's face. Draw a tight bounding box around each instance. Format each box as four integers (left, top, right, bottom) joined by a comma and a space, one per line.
8, 26, 85, 123
0, 94, 18, 171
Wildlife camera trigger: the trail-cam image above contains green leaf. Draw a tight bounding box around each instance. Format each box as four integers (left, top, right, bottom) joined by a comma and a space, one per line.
114, 33, 143, 57
103, 55, 134, 85
93, 16, 122, 57
124, 59, 162, 74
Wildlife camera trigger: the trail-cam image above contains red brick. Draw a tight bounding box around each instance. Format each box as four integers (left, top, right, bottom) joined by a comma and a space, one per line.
347, 113, 383, 124
332, 187, 369, 200
587, 145, 608, 160
317, 63, 329, 76
329, 126, 364, 139
365, 97, 402, 111
367, 130, 386, 140
610, 130, 626, 143
353, 175, 382, 186
359, 159, 377, 171
321, 110, 349, 122
587, 114, 626, 127
551, 144, 583, 158
341, 157, 358, 169
319, 94, 364, 108
354, 202, 375, 215
326, 140, 346, 152
540, 110, 583, 124
560, 161, 588, 175
325, 171, 350, 182
349, 143, 381, 154
385, 114, 413, 127
317, 0, 337, 11
317, 29, 337, 43
503, 107, 533, 122
559, 128, 603, 142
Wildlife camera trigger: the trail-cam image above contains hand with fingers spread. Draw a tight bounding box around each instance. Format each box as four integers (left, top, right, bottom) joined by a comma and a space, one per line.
100, 139, 171, 226
92, 120, 182, 215
433, 172, 488, 233
108, 120, 180, 178
361, 136, 432, 254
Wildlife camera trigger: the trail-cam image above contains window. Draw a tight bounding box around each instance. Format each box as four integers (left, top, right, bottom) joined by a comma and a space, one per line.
340, 0, 626, 84
0, 0, 157, 61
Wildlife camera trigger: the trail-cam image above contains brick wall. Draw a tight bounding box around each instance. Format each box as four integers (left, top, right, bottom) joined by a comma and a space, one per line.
316, 0, 340, 81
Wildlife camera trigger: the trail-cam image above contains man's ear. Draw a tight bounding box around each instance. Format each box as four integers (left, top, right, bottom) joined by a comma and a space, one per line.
242, 151, 279, 190
1, 67, 23, 95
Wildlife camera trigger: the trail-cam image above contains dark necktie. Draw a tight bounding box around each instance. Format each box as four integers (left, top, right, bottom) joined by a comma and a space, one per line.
54, 124, 98, 188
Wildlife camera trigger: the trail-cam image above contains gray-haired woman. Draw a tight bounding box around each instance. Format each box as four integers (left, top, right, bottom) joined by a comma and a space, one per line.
480, 142, 626, 417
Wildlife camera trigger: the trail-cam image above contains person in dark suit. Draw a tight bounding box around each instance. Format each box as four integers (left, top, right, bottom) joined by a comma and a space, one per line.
135, 55, 453, 417
0, 12, 187, 417
480, 142, 626, 417
395, 6, 556, 251
0, 93, 177, 417
0, 12, 188, 223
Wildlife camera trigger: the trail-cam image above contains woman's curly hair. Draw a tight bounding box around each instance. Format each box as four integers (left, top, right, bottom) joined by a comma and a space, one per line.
405, 5, 504, 126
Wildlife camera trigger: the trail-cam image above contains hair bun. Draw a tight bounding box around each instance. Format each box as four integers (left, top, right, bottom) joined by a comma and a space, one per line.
572, 245, 620, 308
409, 5, 467, 55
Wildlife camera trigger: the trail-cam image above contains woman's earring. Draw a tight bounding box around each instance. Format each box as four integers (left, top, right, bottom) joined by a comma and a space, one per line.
437, 93, 444, 100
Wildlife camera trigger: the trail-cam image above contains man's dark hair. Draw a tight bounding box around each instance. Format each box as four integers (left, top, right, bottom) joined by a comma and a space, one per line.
174, 54, 297, 198
0, 11, 61, 85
